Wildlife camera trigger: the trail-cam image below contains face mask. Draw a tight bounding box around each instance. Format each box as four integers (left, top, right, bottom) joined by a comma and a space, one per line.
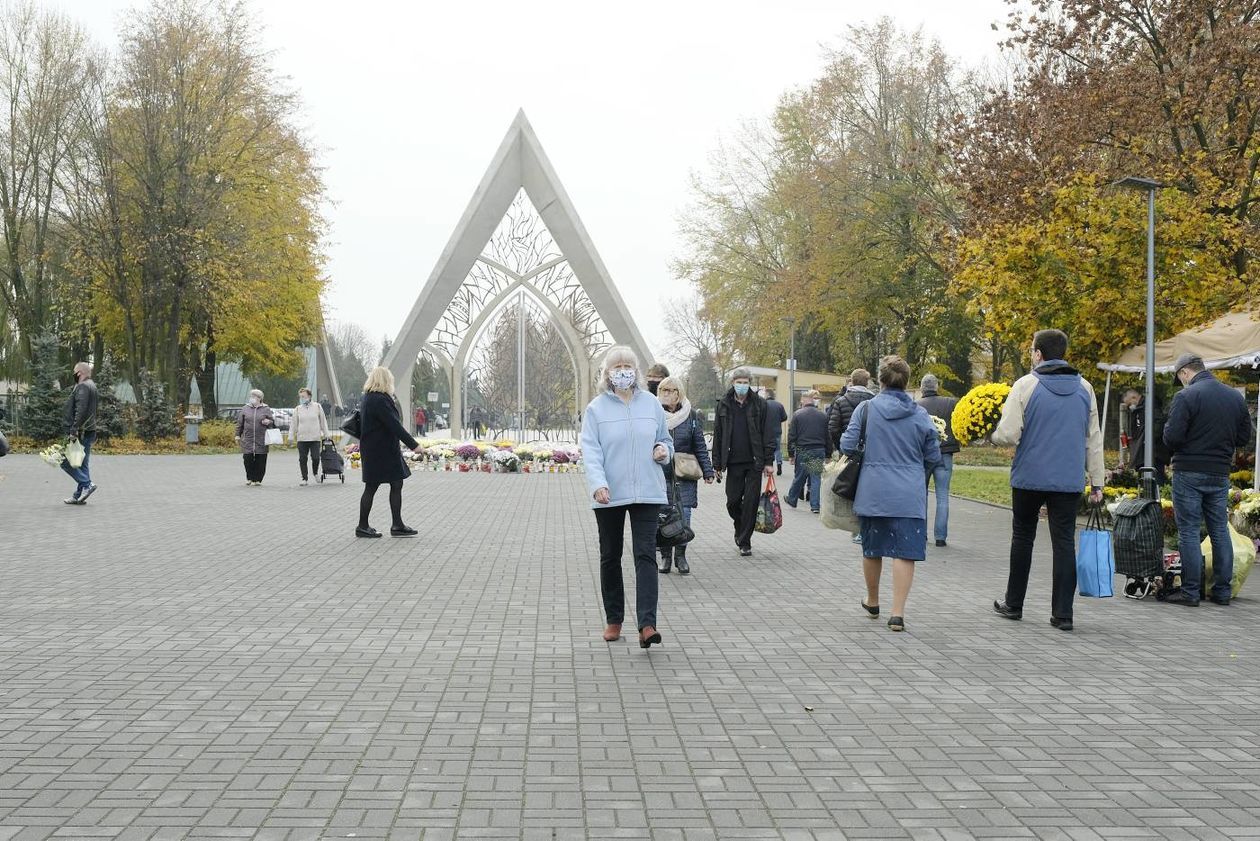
249, 398, 261, 407
813, 399, 821, 407
611, 369, 637, 390
300, 397, 310, 406
647, 380, 659, 395
734, 383, 750, 397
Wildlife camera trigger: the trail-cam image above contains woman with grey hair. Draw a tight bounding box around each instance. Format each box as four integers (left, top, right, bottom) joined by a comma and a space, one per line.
581, 346, 674, 649
235, 388, 276, 486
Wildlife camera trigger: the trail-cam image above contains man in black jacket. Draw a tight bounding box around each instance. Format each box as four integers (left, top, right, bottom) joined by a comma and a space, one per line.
62, 361, 99, 505
1121, 388, 1170, 485
917, 374, 960, 546
785, 391, 832, 513
828, 368, 875, 450
1162, 354, 1253, 606
712, 368, 776, 556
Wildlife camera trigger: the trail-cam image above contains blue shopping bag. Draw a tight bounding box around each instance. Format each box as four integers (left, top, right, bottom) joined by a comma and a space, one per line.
1077, 504, 1115, 598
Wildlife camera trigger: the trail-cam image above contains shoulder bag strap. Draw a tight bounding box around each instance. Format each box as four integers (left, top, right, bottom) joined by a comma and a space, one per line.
857, 402, 869, 454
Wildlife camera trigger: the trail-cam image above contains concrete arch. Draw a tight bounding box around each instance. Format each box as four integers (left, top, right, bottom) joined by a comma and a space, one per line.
382, 111, 652, 439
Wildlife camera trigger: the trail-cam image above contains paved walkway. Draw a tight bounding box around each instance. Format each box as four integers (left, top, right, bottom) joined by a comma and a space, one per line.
1, 454, 1258, 840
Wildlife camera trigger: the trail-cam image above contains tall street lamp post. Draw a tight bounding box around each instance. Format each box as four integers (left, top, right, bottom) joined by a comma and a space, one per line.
1113, 176, 1167, 500
781, 317, 797, 406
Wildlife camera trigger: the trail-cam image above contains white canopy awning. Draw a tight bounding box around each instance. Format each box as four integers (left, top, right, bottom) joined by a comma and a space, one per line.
1098, 310, 1260, 373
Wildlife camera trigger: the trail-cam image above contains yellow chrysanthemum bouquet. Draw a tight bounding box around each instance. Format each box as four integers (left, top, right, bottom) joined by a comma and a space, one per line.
951, 383, 1012, 446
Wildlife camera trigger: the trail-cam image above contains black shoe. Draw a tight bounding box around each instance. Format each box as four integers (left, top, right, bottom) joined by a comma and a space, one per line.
639, 628, 662, 649
861, 601, 879, 618
776, 464, 782, 476
784, 497, 798, 509
739, 546, 752, 557
675, 554, 690, 575
1164, 592, 1200, 606
390, 525, 418, 537
993, 600, 1023, 620
1050, 616, 1074, 631
355, 526, 382, 538
1210, 595, 1231, 606
935, 539, 946, 547
887, 616, 905, 632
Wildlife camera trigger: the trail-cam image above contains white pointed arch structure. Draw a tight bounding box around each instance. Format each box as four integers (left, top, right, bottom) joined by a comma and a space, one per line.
384, 111, 653, 439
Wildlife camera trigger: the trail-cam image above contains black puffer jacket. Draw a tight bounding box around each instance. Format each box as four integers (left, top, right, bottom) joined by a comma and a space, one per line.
827, 387, 874, 448
1163, 371, 1251, 476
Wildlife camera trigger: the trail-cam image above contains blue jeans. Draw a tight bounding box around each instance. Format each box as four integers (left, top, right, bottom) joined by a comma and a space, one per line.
786, 447, 825, 512
1172, 471, 1233, 600
60, 431, 96, 492
927, 453, 953, 542
774, 435, 783, 466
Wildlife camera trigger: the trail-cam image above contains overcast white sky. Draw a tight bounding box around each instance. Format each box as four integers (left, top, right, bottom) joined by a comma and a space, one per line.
48, 0, 1010, 367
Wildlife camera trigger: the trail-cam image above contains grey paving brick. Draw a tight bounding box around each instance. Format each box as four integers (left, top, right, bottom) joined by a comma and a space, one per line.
0, 454, 1259, 838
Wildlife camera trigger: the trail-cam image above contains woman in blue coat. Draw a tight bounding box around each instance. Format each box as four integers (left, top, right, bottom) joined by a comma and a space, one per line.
656, 375, 715, 575
840, 356, 942, 632
581, 346, 674, 649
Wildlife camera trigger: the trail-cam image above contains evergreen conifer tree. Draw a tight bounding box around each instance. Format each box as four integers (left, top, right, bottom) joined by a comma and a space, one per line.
21, 333, 67, 442
136, 369, 180, 441
93, 358, 128, 441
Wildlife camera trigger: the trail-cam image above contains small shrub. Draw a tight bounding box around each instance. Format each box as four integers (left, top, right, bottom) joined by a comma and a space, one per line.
197, 419, 237, 448
136, 370, 180, 442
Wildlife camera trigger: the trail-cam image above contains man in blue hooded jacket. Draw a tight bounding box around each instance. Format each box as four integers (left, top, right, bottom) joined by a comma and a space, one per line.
991, 329, 1105, 632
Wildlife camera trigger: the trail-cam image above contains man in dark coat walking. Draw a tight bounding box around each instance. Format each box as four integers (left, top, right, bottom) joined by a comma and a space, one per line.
62, 361, 99, 505
917, 374, 960, 546
711, 368, 776, 557
785, 391, 832, 513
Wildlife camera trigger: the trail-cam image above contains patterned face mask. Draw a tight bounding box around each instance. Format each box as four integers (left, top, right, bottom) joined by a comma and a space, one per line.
611, 369, 637, 390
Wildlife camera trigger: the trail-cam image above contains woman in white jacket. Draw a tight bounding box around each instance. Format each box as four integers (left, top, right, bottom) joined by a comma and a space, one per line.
292, 387, 330, 485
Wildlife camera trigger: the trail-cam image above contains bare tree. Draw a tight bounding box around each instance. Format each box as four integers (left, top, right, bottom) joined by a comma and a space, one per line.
0, 2, 91, 360
662, 293, 735, 373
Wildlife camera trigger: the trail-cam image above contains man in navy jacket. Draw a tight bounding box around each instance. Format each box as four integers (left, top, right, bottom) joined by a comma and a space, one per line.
1162, 353, 1253, 606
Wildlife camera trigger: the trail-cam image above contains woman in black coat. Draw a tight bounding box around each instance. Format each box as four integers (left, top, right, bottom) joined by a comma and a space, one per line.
656, 376, 715, 575
356, 367, 423, 538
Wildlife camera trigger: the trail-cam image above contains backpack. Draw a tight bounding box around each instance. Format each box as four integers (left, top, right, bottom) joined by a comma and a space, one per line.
1112, 498, 1164, 579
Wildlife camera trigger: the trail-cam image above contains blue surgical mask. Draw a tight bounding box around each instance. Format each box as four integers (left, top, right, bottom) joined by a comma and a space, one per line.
300, 397, 310, 405
734, 383, 750, 397
611, 369, 637, 390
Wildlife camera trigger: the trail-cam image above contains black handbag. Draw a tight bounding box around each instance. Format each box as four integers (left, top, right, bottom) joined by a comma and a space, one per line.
831, 404, 869, 501
340, 410, 362, 439
656, 464, 695, 548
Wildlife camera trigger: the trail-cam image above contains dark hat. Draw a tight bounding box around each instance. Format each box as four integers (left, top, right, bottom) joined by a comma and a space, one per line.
1173, 352, 1203, 374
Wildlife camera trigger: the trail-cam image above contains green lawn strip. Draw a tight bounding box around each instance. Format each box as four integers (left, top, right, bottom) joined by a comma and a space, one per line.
948, 465, 1012, 507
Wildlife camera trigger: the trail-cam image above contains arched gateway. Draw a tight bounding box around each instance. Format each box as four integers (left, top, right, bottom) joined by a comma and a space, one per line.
383, 111, 653, 440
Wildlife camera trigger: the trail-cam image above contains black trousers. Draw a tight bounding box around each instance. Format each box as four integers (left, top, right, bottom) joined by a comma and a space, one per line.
594, 504, 659, 630
243, 453, 268, 483
297, 441, 320, 480
1005, 488, 1079, 619
725, 462, 762, 550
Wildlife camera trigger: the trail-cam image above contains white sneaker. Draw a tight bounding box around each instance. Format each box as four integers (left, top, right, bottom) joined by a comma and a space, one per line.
300, 480, 308, 486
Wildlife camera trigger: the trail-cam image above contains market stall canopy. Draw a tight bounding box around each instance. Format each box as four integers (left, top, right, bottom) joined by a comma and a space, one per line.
1099, 310, 1260, 373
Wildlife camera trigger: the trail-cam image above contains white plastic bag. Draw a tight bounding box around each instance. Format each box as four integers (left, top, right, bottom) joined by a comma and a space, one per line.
264, 428, 283, 447
820, 455, 861, 532
65, 438, 86, 468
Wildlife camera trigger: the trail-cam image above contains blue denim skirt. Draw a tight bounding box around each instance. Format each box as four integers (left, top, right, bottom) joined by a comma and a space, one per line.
859, 516, 927, 561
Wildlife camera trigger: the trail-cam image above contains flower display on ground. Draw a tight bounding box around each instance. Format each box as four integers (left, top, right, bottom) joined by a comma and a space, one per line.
1234, 489, 1260, 540
952, 383, 1012, 446
455, 443, 481, 460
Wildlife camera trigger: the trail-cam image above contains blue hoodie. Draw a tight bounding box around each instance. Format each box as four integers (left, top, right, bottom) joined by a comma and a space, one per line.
581, 388, 675, 508
840, 389, 942, 519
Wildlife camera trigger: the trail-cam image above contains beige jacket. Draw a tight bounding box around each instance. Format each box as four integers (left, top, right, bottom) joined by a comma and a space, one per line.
292, 401, 330, 442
